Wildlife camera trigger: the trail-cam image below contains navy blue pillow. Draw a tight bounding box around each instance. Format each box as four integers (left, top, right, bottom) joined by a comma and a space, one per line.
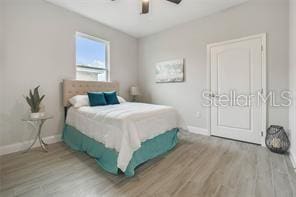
104, 91, 120, 105
87, 92, 107, 106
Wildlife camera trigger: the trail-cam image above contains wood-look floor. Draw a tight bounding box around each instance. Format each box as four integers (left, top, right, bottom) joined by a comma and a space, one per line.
1, 132, 296, 197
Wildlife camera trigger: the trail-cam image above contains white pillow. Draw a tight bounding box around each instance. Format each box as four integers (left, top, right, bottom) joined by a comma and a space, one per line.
117, 96, 126, 103
69, 95, 89, 108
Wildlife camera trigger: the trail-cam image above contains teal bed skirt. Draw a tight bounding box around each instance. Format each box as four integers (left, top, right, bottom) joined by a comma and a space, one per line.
62, 124, 179, 177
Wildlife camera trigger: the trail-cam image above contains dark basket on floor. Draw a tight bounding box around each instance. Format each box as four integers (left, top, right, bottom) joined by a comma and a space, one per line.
265, 125, 290, 154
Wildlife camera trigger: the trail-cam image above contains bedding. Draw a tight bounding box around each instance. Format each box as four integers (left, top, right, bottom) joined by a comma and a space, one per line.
104, 91, 120, 105
117, 96, 126, 103
69, 95, 126, 108
69, 95, 89, 108
87, 92, 107, 106
63, 124, 179, 176
66, 102, 186, 172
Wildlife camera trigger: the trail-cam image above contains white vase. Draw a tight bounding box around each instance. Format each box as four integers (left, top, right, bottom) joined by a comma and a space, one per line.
30, 112, 45, 119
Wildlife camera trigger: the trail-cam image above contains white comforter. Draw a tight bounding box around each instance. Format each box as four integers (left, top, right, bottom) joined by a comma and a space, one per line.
66, 102, 186, 172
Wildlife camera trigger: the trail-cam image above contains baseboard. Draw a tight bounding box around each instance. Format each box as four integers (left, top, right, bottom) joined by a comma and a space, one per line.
290, 151, 296, 169
0, 134, 62, 156
187, 126, 210, 136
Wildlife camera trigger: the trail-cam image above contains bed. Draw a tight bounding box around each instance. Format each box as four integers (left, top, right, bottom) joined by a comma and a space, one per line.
62, 80, 185, 176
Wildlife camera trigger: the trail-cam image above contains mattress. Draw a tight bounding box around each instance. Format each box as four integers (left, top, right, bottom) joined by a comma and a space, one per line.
66, 102, 186, 171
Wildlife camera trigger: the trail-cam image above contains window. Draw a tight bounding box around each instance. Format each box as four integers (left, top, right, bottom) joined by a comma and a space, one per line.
76, 33, 109, 81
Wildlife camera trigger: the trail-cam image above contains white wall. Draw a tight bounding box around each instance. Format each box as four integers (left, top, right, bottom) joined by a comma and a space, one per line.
289, 0, 296, 167
138, 0, 289, 132
0, 0, 138, 147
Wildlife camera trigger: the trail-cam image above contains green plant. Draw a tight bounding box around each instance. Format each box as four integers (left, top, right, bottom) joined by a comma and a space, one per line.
25, 86, 45, 113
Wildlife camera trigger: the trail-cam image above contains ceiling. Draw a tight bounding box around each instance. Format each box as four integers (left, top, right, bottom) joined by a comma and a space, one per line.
46, 0, 248, 38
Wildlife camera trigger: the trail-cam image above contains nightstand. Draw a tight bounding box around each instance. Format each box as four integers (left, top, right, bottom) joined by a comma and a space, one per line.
22, 114, 53, 153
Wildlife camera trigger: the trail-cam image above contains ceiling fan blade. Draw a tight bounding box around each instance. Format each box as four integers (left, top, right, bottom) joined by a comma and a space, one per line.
166, 0, 182, 4
142, 0, 149, 14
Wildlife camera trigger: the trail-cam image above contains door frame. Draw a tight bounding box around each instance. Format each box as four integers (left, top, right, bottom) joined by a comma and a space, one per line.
206, 33, 267, 146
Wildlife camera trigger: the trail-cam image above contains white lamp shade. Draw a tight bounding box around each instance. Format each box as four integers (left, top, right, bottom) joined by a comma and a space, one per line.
130, 86, 140, 96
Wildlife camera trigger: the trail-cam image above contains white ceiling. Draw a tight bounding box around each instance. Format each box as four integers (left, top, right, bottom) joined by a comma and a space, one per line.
46, 0, 248, 38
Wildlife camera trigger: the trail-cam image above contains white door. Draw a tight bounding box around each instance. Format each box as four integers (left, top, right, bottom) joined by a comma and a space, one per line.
209, 35, 266, 144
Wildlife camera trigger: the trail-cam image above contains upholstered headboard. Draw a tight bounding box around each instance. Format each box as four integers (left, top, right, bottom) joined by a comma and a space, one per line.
63, 79, 120, 107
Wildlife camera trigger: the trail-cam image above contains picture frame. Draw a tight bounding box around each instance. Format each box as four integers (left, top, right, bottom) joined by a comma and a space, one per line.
155, 59, 184, 83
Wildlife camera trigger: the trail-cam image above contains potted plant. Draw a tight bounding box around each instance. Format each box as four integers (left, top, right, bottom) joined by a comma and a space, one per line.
25, 86, 45, 119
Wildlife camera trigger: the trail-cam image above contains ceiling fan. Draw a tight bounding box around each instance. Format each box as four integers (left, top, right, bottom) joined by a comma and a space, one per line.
141, 0, 182, 14
111, 0, 182, 15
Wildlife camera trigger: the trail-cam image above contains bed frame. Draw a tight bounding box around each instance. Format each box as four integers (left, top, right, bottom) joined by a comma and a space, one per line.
63, 79, 120, 118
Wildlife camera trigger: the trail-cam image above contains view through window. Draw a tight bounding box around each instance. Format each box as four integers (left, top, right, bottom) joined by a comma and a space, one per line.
76, 33, 109, 81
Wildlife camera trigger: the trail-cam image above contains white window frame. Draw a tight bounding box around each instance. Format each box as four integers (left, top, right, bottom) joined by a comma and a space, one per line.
75, 32, 110, 82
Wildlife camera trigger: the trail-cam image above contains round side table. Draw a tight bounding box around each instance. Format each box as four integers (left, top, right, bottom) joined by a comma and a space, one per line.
22, 114, 53, 153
